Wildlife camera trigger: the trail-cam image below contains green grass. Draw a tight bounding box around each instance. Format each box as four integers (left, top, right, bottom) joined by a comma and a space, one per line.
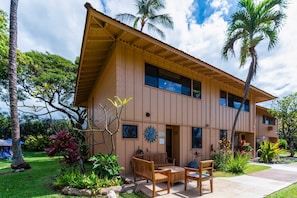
0, 152, 147, 198
266, 182, 297, 198
214, 163, 271, 177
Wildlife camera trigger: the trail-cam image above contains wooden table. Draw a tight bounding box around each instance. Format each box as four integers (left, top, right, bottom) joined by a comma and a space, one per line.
158, 166, 185, 186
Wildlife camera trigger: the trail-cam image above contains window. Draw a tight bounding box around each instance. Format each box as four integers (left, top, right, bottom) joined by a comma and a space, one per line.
220, 130, 227, 140
145, 63, 201, 98
263, 116, 275, 125
193, 80, 201, 99
192, 127, 202, 148
220, 90, 227, 106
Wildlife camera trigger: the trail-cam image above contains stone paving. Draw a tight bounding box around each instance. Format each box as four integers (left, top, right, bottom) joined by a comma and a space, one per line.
134, 162, 297, 198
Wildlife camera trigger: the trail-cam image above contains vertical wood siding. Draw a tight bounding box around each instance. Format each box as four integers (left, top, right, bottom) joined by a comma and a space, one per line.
89, 42, 258, 174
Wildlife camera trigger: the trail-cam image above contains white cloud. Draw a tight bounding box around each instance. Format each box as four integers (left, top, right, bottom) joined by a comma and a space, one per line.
0, 0, 296, 109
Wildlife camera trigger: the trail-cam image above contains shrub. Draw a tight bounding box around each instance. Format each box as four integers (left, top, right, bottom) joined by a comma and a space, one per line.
89, 153, 124, 180
54, 169, 123, 194
225, 152, 249, 174
25, 134, 49, 151
45, 130, 81, 169
278, 139, 288, 149
210, 138, 232, 171
258, 141, 282, 163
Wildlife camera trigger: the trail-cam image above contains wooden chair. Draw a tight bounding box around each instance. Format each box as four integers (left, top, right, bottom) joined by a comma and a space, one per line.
132, 156, 171, 197
184, 160, 214, 196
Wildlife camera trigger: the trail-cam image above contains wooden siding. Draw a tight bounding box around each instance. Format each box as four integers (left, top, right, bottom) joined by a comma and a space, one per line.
88, 41, 259, 174
256, 107, 278, 143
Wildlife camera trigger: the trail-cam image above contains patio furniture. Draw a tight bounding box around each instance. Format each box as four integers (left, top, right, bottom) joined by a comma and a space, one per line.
132, 156, 171, 197
158, 166, 185, 186
184, 160, 214, 196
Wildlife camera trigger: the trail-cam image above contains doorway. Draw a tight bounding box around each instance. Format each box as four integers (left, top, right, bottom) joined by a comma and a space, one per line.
166, 125, 180, 165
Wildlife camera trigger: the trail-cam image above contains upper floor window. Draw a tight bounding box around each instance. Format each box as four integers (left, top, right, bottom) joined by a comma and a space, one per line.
220, 90, 249, 112
192, 127, 202, 149
145, 63, 201, 98
220, 90, 227, 106
193, 80, 201, 99
263, 116, 275, 125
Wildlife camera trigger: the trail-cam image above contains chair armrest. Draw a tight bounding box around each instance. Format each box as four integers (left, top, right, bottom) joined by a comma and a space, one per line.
184, 167, 199, 173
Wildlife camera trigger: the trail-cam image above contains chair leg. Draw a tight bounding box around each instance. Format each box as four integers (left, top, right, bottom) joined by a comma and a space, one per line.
153, 181, 156, 197
199, 180, 202, 195
210, 179, 213, 192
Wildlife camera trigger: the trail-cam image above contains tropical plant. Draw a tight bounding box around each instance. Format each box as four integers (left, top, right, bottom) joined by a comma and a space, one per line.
45, 130, 82, 171
270, 92, 297, 157
258, 141, 282, 163
278, 139, 288, 150
222, 0, 288, 151
226, 152, 250, 174
89, 153, 124, 180
210, 138, 232, 171
115, 0, 174, 39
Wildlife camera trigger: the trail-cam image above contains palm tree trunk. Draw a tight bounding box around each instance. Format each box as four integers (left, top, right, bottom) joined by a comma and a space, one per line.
8, 0, 29, 169
231, 49, 257, 152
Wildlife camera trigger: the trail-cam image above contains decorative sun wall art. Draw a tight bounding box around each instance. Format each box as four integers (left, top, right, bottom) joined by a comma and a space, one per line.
144, 126, 157, 143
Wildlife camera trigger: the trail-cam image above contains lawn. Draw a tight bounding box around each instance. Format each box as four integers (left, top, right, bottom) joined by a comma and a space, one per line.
0, 151, 147, 198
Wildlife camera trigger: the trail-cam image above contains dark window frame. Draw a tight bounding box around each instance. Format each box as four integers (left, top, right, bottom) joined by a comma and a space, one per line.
145, 63, 201, 98
263, 116, 276, 125
192, 127, 202, 149
219, 130, 228, 140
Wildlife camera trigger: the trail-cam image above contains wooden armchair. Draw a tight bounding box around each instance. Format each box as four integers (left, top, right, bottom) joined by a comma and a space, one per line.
132, 156, 171, 197
184, 160, 214, 196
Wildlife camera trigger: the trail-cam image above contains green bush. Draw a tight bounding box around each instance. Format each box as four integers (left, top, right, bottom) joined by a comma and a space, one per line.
226, 153, 249, 174
25, 134, 49, 151
278, 139, 288, 149
54, 169, 123, 193
89, 153, 124, 180
210, 152, 231, 171
258, 141, 282, 163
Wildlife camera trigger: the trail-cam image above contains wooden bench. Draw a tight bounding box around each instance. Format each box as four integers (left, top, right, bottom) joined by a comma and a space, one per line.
135, 153, 175, 169
132, 156, 171, 197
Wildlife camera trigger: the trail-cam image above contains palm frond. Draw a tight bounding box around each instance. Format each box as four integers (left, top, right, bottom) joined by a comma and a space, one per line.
150, 14, 174, 29
115, 13, 137, 26
147, 22, 165, 39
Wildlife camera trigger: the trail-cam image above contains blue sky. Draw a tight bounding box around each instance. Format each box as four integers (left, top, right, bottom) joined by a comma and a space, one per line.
0, 0, 296, 114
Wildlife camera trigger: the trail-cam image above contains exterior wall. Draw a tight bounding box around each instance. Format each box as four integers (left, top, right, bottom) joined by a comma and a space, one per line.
87, 49, 117, 155
256, 107, 278, 146
92, 41, 258, 174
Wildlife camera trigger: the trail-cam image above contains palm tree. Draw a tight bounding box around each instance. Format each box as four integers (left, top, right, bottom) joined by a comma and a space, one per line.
8, 0, 30, 169
222, 0, 288, 151
115, 0, 173, 39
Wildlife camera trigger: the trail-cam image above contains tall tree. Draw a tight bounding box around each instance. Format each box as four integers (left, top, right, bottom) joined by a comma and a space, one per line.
269, 93, 297, 157
17, 51, 86, 129
222, 0, 288, 151
115, 0, 173, 39
8, 0, 30, 169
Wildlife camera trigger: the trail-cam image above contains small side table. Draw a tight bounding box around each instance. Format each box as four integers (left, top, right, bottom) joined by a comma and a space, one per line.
158, 166, 185, 186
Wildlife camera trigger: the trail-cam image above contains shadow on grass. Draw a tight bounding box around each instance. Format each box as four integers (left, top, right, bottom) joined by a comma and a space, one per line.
0, 152, 69, 198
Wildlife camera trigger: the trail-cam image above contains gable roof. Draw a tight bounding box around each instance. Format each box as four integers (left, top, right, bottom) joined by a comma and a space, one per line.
74, 3, 276, 106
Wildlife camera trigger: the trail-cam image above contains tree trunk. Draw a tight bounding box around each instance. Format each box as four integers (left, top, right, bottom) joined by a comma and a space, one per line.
231, 49, 257, 152
289, 140, 295, 157
8, 0, 29, 169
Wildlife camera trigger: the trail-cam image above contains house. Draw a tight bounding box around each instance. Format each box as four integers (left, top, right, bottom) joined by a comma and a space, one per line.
256, 106, 278, 150
74, 3, 277, 174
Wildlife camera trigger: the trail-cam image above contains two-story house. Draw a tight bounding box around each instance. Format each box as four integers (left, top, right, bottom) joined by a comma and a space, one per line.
74, 3, 277, 174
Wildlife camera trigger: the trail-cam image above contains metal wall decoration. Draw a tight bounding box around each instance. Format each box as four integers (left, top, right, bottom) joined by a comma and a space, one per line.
144, 126, 157, 143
